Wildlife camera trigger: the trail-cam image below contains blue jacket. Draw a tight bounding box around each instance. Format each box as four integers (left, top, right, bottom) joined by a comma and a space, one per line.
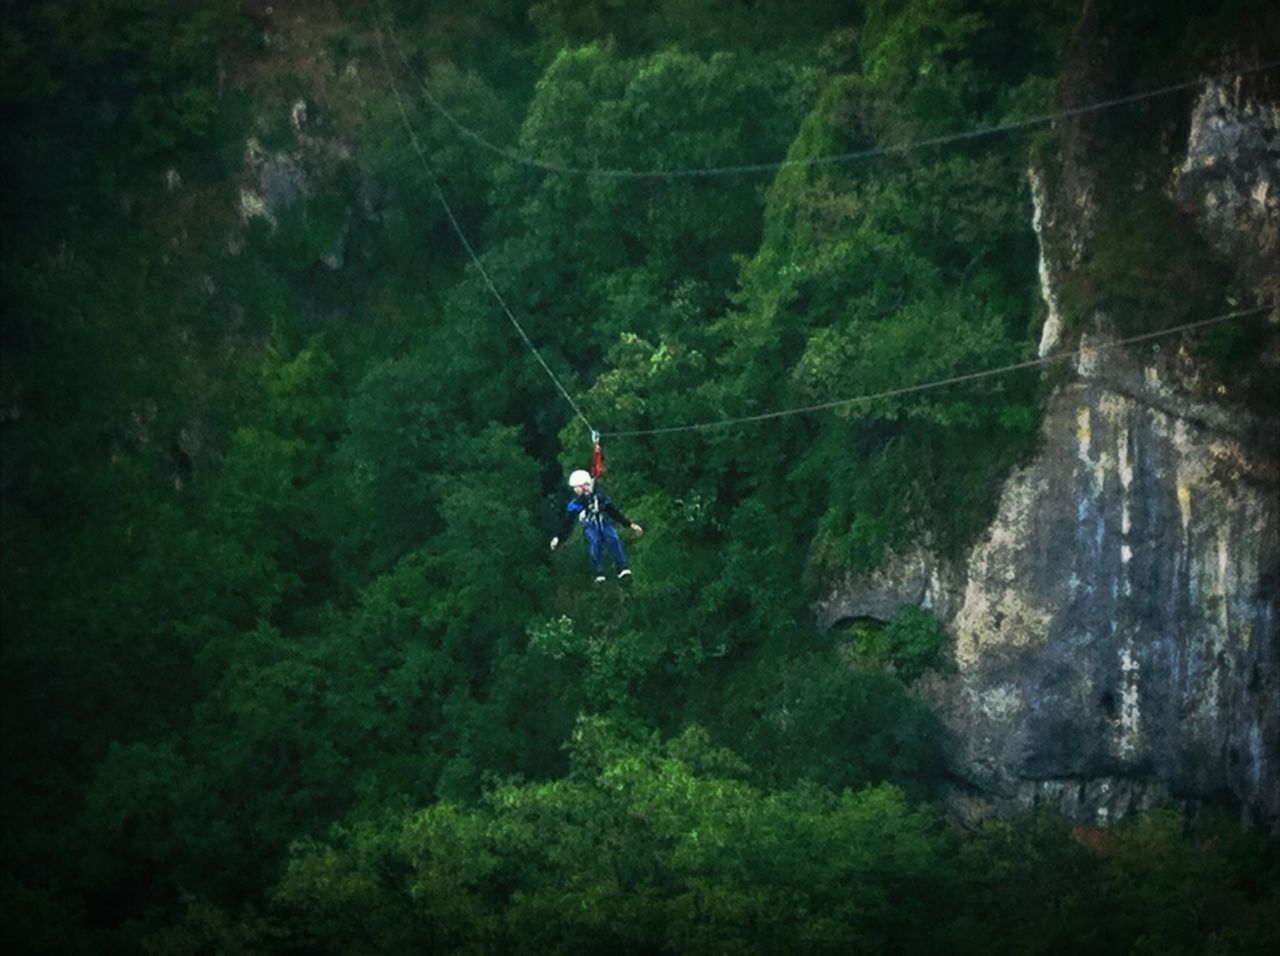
558, 490, 632, 538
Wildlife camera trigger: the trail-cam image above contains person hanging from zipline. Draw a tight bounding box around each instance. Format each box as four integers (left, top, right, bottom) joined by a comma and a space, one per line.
550, 468, 643, 583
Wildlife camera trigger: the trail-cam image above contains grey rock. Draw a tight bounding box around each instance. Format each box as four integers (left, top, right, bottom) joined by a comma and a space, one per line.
1174, 79, 1280, 299
927, 343, 1280, 828
260, 158, 307, 211
815, 546, 962, 630
823, 70, 1280, 829
321, 217, 350, 271
237, 137, 310, 228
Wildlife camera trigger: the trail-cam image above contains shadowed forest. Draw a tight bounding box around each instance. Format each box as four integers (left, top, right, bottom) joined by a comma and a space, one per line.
2, 1, 1278, 952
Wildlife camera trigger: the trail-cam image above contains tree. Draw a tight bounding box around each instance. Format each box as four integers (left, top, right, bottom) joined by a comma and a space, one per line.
274, 719, 948, 954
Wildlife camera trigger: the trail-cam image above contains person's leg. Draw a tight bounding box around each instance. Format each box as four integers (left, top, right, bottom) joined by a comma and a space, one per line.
584, 525, 605, 577
603, 525, 629, 574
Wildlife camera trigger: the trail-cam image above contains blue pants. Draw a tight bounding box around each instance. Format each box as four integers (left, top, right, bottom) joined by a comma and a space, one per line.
585, 523, 628, 574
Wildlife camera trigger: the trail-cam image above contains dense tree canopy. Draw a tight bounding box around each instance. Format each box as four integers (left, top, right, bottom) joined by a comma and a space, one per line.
2, 0, 1276, 951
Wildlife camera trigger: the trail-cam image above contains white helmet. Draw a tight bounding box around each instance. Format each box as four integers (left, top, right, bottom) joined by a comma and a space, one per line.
567, 469, 593, 490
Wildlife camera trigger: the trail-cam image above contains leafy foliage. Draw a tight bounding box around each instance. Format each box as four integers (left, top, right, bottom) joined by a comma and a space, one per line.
275, 719, 949, 955
272, 728, 1280, 956
1, 0, 1275, 951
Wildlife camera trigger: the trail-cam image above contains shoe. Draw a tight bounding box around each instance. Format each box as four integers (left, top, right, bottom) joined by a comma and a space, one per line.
617, 569, 632, 580
594, 575, 607, 583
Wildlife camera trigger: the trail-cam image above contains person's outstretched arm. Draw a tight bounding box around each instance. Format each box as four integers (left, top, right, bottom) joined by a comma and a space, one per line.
604, 499, 643, 536
551, 501, 579, 549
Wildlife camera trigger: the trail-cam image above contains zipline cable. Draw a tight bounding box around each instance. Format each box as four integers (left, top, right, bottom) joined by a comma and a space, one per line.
377, 20, 1273, 442
385, 27, 1278, 180
601, 306, 1273, 437
374, 27, 597, 437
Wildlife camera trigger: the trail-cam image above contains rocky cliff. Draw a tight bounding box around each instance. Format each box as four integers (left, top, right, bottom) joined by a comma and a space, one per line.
819, 67, 1280, 828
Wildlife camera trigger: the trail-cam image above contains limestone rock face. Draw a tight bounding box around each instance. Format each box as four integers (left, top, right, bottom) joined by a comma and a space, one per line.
933, 340, 1279, 827
814, 547, 962, 630
822, 73, 1280, 828
939, 72, 1280, 827
238, 136, 309, 228
233, 102, 353, 264
1174, 78, 1280, 301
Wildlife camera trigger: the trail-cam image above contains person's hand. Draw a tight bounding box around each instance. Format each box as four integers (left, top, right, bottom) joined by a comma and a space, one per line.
630, 523, 644, 536
549, 537, 560, 551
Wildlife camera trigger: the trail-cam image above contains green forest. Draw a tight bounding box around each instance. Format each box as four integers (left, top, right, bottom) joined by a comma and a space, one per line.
2, 0, 1277, 952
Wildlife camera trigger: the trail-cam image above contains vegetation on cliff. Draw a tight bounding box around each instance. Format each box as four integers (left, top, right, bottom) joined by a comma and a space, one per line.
2, 0, 1276, 951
